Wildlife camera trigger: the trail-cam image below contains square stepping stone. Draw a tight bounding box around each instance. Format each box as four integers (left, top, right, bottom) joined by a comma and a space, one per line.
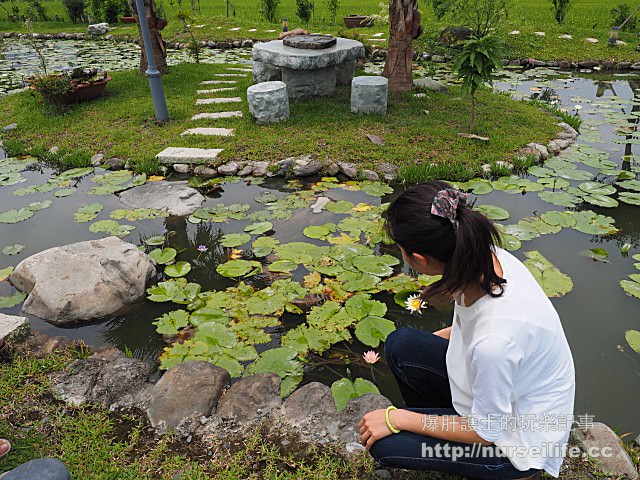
214, 73, 248, 77
227, 67, 252, 72
156, 147, 224, 165
181, 128, 235, 137
265, 29, 276, 33
248, 28, 257, 32
191, 111, 243, 120
197, 87, 237, 94
372, 33, 384, 37
200, 80, 237, 85
196, 97, 242, 105
229, 27, 241, 31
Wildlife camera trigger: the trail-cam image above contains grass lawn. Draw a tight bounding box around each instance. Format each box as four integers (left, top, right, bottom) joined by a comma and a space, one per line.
0, 62, 559, 179
2, 0, 640, 62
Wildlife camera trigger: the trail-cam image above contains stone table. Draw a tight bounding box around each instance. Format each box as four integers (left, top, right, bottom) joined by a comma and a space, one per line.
252, 37, 365, 100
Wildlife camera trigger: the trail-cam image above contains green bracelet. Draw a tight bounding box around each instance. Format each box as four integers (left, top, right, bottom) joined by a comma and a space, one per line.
385, 406, 401, 434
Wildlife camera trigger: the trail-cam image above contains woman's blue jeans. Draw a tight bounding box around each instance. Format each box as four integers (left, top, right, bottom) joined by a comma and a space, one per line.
369, 327, 541, 480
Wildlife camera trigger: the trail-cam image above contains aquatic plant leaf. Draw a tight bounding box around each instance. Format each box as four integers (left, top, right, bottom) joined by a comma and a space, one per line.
144, 236, 165, 246
455, 179, 493, 194
216, 260, 262, 278
377, 274, 421, 293
267, 260, 298, 273
351, 254, 399, 277
620, 280, 640, 299
74, 203, 104, 223
329, 243, 373, 261
518, 217, 561, 235
165, 261, 192, 278
345, 294, 387, 320
581, 194, 618, 208
244, 221, 273, 235
393, 289, 421, 308
220, 233, 251, 248
523, 251, 573, 298
303, 225, 331, 239
540, 211, 576, 228
619, 192, 640, 205
571, 211, 618, 235
148, 248, 177, 265
110, 208, 168, 221
57, 167, 94, 180
0, 291, 26, 308
54, 188, 75, 198
537, 177, 570, 190
325, 200, 355, 213
502, 224, 539, 241
475, 204, 510, 220
0, 208, 34, 224
499, 232, 522, 251
331, 377, 380, 411
355, 316, 396, 348
579, 248, 609, 263
555, 168, 592, 181
159, 340, 210, 370
578, 182, 616, 196
89, 219, 135, 236
252, 236, 279, 257
275, 242, 322, 264
362, 181, 393, 197
244, 346, 303, 397
616, 180, 640, 192
153, 309, 190, 335
625, 330, 640, 353
1, 244, 24, 255
303, 271, 321, 288
0, 172, 24, 187
282, 324, 348, 355
0, 266, 13, 282
527, 166, 555, 178
538, 191, 581, 207
223, 343, 258, 362
209, 354, 243, 378
26, 201, 53, 211
255, 192, 278, 204
189, 307, 229, 326
195, 322, 237, 349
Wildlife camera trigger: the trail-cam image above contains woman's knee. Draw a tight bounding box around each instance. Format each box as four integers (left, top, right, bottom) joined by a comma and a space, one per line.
384, 327, 446, 367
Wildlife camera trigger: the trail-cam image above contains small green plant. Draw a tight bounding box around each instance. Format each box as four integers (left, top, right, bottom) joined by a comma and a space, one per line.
397, 161, 477, 184
550, 0, 569, 24
611, 3, 636, 32
452, 35, 503, 132
326, 0, 338, 24
296, 0, 312, 23
259, 0, 279, 23
450, 0, 510, 37
430, 0, 450, 20
130, 157, 160, 175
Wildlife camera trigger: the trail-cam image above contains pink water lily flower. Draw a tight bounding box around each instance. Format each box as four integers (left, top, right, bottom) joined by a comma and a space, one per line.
363, 350, 380, 364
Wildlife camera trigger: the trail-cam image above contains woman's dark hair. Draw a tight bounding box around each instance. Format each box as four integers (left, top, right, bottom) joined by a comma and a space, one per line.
384, 180, 506, 299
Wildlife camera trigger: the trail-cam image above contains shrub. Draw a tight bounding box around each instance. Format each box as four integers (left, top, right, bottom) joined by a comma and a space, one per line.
63, 0, 86, 22
611, 3, 636, 32
450, 0, 510, 37
430, 0, 450, 20
326, 0, 338, 24
550, 0, 569, 25
296, 0, 312, 23
259, 0, 279, 23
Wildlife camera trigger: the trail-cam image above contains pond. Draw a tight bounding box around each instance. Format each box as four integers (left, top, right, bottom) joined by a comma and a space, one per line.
0, 48, 639, 435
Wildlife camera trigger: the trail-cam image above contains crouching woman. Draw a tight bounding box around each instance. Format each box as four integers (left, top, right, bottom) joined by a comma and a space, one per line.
359, 181, 575, 480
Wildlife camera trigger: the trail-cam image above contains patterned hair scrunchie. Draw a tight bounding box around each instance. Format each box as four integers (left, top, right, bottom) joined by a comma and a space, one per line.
430, 188, 469, 231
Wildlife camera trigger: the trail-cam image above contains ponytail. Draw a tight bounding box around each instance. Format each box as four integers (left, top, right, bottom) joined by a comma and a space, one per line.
384, 181, 505, 299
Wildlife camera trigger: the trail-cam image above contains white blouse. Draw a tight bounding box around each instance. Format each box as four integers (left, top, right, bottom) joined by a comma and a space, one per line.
446, 247, 575, 478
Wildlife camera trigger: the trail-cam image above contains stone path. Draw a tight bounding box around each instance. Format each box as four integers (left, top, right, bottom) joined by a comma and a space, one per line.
154, 66, 251, 167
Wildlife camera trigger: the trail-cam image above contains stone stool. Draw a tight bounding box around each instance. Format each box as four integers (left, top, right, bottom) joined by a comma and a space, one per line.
351, 76, 388, 115
247, 81, 290, 125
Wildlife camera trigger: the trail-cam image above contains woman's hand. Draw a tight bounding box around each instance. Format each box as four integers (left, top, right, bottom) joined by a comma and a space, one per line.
359, 409, 395, 451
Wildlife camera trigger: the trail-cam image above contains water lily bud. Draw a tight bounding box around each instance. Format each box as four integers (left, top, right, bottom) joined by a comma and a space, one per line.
621, 243, 632, 254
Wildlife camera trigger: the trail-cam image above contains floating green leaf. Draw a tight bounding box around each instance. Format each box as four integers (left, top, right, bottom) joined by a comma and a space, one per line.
268, 259, 298, 273
0, 291, 27, 308
110, 208, 168, 221
354, 316, 396, 347
579, 248, 609, 263
54, 188, 75, 198
475, 204, 510, 221
619, 192, 640, 205
57, 167, 94, 180
362, 181, 393, 197
74, 204, 103, 223
159, 339, 210, 370
616, 180, 640, 192
216, 260, 262, 278
538, 191, 581, 207
148, 248, 177, 265
153, 309, 190, 335
351, 254, 399, 277
255, 192, 278, 204
578, 182, 616, 196
189, 307, 229, 326
571, 211, 618, 235
625, 330, 640, 353
0, 208, 34, 224
244, 221, 273, 235
165, 261, 192, 278
144, 236, 165, 246
540, 211, 576, 228
345, 294, 387, 320
1, 244, 24, 255
523, 251, 573, 298
244, 346, 303, 397
0, 266, 14, 281
252, 236, 279, 257
456, 178, 493, 194
220, 233, 251, 248
620, 279, 640, 299
89, 219, 136, 237
331, 377, 380, 411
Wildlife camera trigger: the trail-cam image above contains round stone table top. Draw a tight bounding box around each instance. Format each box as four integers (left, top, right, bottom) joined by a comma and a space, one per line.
252, 37, 365, 70
283, 34, 337, 49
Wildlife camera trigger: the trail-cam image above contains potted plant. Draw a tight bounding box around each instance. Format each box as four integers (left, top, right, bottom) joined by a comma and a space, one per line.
343, 14, 374, 28
25, 67, 112, 107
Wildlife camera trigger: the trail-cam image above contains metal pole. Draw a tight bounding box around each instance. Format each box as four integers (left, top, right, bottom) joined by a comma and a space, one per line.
135, 0, 169, 122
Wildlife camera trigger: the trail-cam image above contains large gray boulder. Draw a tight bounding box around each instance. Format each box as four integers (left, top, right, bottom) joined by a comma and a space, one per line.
0, 313, 30, 342
252, 38, 365, 71
146, 361, 230, 431
413, 77, 448, 94
292, 155, 323, 177
88, 22, 110, 36
216, 373, 281, 422
118, 181, 205, 216
11, 237, 155, 325
572, 422, 638, 479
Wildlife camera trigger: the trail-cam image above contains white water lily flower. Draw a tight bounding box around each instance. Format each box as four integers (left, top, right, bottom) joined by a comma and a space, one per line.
574, 105, 583, 110
405, 294, 425, 313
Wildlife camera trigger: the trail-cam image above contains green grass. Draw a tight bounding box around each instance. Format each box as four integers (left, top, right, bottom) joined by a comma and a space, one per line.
0, 63, 559, 178
2, 0, 640, 62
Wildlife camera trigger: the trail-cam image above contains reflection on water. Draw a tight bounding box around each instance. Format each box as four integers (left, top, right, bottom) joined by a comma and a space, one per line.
1, 63, 640, 434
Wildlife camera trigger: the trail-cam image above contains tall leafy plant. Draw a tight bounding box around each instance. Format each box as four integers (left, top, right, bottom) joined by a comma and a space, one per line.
451, 35, 502, 132
326, 0, 338, 24
450, 0, 509, 37
296, 0, 311, 23
550, 0, 569, 24
259, 0, 279, 23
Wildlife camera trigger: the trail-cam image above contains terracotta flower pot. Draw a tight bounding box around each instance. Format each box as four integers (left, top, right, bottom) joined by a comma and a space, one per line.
344, 15, 373, 28
120, 16, 136, 24
30, 76, 112, 107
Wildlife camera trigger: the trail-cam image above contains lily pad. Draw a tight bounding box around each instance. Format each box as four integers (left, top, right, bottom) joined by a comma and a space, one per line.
0, 267, 13, 282
362, 181, 393, 197
244, 221, 273, 235
571, 211, 618, 235
620, 279, 640, 298
578, 182, 616, 196
216, 260, 262, 278
1, 244, 24, 255
57, 167, 94, 180
625, 330, 640, 353
616, 180, 640, 192
619, 192, 640, 205
89, 220, 135, 237
252, 236, 279, 257
267, 260, 298, 273
165, 261, 192, 278
148, 248, 177, 265
220, 233, 251, 248
523, 251, 573, 298
0, 208, 35, 224
538, 191, 581, 207
579, 248, 609, 263
354, 316, 396, 347
153, 309, 190, 335
54, 188, 76, 198
351, 254, 399, 277
345, 294, 387, 320
74, 204, 104, 223
540, 211, 576, 228
244, 346, 303, 397
475, 204, 510, 221
303, 225, 331, 240
331, 377, 380, 411
144, 236, 165, 246
0, 291, 27, 308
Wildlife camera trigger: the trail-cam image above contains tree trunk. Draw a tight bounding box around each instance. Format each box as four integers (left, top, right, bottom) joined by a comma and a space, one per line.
383, 0, 422, 93
129, 0, 168, 75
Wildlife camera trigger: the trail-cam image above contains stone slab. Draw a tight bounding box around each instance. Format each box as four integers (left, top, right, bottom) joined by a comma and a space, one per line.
214, 73, 248, 77
118, 181, 206, 216
200, 80, 237, 85
181, 128, 235, 137
196, 97, 242, 105
191, 111, 243, 120
156, 147, 224, 164
227, 67, 252, 72
283, 34, 337, 49
0, 313, 30, 342
196, 87, 237, 94
252, 38, 365, 70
